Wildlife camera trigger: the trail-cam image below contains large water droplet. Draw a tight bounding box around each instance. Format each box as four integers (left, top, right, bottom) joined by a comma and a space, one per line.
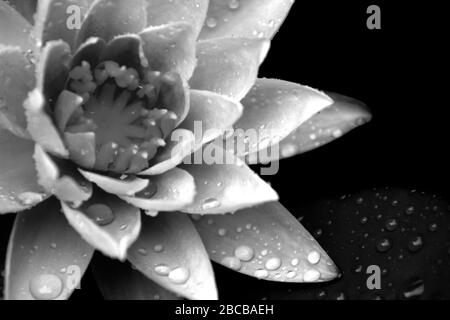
221, 256, 242, 271
168, 267, 190, 284
303, 269, 321, 282
307, 251, 321, 265
29, 274, 63, 300
234, 245, 254, 261
254, 269, 269, 279
154, 264, 170, 276
85, 203, 114, 226
265, 257, 281, 271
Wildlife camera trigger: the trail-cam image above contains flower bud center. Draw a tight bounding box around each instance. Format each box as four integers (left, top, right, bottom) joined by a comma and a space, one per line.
59, 60, 180, 173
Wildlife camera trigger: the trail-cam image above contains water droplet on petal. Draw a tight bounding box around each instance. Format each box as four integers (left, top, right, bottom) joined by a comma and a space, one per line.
303, 269, 321, 282
168, 267, 189, 284
228, 0, 240, 10
206, 17, 217, 28
18, 192, 45, 206
291, 258, 299, 266
221, 256, 242, 271
85, 204, 114, 226
137, 248, 147, 255
307, 251, 321, 265
286, 271, 297, 279
254, 269, 269, 279
265, 257, 281, 271
202, 198, 221, 210
29, 274, 63, 300
234, 245, 254, 262
153, 244, 164, 253
154, 264, 170, 276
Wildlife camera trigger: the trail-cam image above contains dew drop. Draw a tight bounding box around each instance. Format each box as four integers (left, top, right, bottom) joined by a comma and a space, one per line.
202, 198, 221, 210
408, 236, 423, 252
376, 238, 392, 253
254, 269, 269, 279
218, 228, 227, 236
153, 244, 164, 253
281, 143, 297, 158
221, 256, 242, 271
428, 222, 438, 232
385, 218, 398, 231
307, 251, 321, 265
332, 129, 343, 138
168, 267, 190, 284
85, 203, 114, 226
18, 192, 45, 206
29, 274, 63, 300
303, 269, 321, 282
228, 0, 240, 10
137, 248, 147, 255
265, 257, 281, 271
234, 245, 254, 262
286, 271, 297, 279
291, 258, 299, 266
206, 17, 217, 28
154, 264, 170, 276
405, 206, 415, 215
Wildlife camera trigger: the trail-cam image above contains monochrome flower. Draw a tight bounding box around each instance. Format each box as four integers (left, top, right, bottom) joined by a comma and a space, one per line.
0, 0, 371, 300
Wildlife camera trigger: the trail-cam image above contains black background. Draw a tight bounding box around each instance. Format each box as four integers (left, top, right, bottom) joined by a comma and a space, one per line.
1, 1, 448, 301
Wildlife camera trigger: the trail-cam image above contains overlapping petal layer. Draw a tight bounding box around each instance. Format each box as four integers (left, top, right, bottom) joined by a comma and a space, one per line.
0, 1, 34, 50
0, 46, 34, 138
92, 253, 180, 300
190, 37, 270, 100
200, 0, 294, 40
0, 129, 47, 213
4, 198, 94, 300
181, 146, 278, 215
60, 189, 141, 260
128, 214, 218, 300
193, 201, 339, 282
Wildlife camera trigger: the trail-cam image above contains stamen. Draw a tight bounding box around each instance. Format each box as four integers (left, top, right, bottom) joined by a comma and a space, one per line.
59, 60, 182, 173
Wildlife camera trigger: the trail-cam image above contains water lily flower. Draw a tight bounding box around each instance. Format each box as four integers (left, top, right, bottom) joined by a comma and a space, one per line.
0, 0, 371, 300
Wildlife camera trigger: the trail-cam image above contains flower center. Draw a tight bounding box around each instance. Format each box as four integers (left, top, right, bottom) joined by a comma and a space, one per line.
57, 60, 181, 173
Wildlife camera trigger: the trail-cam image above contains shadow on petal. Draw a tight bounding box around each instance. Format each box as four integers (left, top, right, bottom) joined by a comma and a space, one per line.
91, 253, 180, 300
